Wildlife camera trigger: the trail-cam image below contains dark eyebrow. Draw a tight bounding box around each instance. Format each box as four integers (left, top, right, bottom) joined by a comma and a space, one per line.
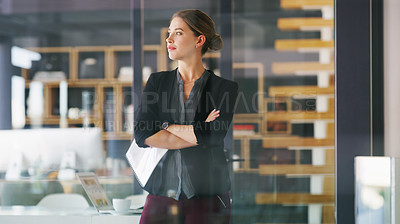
167, 28, 184, 32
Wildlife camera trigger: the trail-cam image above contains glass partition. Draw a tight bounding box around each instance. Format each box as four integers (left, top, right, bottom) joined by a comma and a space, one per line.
230, 0, 335, 223
1, 0, 335, 223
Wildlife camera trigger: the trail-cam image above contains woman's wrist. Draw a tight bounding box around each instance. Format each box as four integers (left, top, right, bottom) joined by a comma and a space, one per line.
161, 121, 170, 131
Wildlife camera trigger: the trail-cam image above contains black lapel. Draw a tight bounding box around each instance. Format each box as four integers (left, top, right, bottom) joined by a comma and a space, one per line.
165, 69, 179, 122
193, 72, 215, 122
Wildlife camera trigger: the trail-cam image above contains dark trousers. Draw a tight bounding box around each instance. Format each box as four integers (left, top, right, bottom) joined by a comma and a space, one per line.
139, 193, 231, 224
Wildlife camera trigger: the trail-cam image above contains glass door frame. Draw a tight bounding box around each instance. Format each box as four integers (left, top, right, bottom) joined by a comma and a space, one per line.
335, 0, 384, 223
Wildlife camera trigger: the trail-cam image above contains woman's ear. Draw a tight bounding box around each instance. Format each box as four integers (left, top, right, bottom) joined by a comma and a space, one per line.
196, 35, 206, 48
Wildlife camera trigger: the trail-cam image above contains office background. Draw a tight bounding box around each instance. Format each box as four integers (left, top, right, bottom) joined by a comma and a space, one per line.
0, 0, 399, 223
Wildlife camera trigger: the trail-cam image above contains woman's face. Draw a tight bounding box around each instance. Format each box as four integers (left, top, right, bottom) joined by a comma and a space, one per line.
166, 17, 201, 61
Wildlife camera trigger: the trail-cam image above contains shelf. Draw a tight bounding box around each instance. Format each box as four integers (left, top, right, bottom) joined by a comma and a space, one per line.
255, 193, 334, 204
25, 117, 98, 125
280, 0, 334, 9
75, 47, 106, 80
234, 113, 263, 121
23, 45, 163, 83
258, 164, 334, 175
25, 79, 133, 86
233, 168, 259, 174
278, 17, 333, 31
259, 149, 335, 176
272, 61, 334, 75
275, 39, 334, 52
265, 111, 334, 121
262, 136, 334, 148
23, 48, 73, 81
269, 86, 334, 97
102, 132, 133, 141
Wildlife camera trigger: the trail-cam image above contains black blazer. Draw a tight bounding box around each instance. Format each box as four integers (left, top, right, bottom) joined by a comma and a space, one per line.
134, 69, 238, 196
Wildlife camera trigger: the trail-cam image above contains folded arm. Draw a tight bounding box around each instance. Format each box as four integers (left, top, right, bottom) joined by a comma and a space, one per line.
135, 73, 233, 150
144, 130, 196, 149
165, 109, 220, 145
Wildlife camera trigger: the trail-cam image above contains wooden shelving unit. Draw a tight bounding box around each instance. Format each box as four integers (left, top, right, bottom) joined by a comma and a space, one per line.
22, 44, 162, 141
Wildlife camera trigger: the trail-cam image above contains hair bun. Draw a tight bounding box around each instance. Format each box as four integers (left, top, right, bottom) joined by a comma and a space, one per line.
209, 34, 223, 51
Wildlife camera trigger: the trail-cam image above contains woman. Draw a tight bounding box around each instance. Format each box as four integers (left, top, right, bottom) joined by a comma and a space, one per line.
134, 9, 238, 224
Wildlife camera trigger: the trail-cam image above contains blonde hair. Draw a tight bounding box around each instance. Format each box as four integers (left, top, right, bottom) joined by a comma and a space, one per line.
172, 9, 223, 55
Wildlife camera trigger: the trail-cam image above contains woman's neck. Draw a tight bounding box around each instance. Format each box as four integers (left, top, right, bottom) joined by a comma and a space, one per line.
178, 59, 205, 83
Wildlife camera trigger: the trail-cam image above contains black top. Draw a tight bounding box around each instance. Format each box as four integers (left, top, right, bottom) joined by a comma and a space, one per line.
134, 68, 238, 196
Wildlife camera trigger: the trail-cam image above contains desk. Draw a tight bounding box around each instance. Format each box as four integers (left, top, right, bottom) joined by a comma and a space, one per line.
0, 206, 141, 224
0, 177, 134, 206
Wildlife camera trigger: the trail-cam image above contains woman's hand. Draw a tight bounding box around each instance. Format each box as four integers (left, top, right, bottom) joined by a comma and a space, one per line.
205, 109, 220, 122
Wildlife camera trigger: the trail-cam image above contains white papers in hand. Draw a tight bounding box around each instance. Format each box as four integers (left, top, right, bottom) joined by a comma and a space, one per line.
125, 139, 168, 187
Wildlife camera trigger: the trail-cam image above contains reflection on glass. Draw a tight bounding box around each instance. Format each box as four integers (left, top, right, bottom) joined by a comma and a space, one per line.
1, 0, 339, 221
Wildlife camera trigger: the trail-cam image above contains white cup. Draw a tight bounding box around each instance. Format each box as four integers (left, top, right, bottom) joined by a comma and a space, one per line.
112, 199, 131, 213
